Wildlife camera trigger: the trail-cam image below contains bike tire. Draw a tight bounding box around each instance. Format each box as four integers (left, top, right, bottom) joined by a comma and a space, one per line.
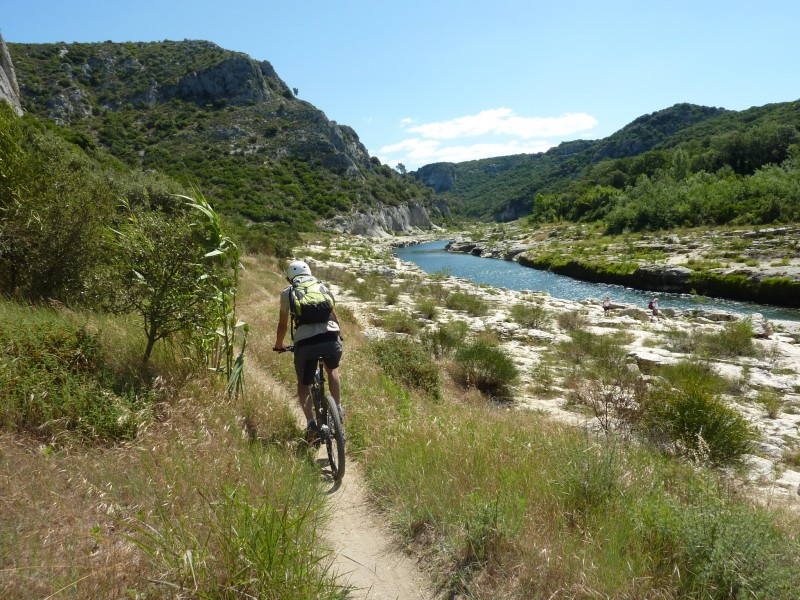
320, 393, 346, 481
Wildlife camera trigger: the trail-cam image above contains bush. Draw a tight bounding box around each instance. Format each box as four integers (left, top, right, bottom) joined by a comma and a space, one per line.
699, 319, 758, 358
384, 287, 401, 305
557, 310, 589, 331
642, 362, 756, 466
377, 309, 420, 334
371, 337, 441, 399
414, 298, 439, 320
421, 320, 468, 358
454, 341, 519, 398
446, 291, 489, 316
509, 302, 549, 329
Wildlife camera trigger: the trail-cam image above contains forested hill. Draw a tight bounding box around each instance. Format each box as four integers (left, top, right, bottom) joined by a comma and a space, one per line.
415, 101, 800, 227
8, 40, 436, 241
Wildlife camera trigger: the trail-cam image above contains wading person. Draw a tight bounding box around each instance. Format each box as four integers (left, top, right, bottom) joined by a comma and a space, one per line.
648, 296, 660, 318
273, 260, 343, 439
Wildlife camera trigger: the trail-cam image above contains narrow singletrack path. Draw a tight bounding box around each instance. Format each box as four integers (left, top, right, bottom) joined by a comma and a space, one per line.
324, 460, 435, 599
242, 334, 435, 599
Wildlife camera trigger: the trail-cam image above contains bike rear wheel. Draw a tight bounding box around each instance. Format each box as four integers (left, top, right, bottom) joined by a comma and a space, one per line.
319, 393, 345, 481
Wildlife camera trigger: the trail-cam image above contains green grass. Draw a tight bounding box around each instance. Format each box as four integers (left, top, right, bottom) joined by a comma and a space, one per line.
0, 302, 152, 443
643, 361, 757, 466
445, 291, 490, 316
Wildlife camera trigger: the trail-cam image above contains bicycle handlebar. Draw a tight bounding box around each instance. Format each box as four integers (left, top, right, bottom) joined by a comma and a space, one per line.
273, 346, 294, 353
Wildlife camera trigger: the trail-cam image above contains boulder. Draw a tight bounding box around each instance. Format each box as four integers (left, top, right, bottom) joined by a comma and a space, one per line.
748, 312, 773, 338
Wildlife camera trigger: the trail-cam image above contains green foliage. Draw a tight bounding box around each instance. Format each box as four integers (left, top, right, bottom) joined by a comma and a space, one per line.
445, 291, 489, 316
9, 40, 436, 238
414, 297, 439, 320
556, 309, 589, 331
377, 310, 420, 334
640, 492, 800, 599
453, 340, 519, 398
0, 104, 116, 301
128, 465, 346, 599
509, 301, 549, 329
420, 319, 469, 358
643, 362, 757, 466
0, 302, 150, 442
371, 337, 441, 399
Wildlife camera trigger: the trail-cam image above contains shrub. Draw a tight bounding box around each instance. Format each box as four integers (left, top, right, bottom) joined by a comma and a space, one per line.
420, 320, 468, 358
371, 337, 441, 399
453, 341, 519, 398
698, 319, 758, 358
509, 302, 549, 329
446, 291, 489, 317
758, 389, 783, 419
415, 298, 439, 320
384, 287, 401, 305
642, 362, 757, 466
377, 309, 420, 334
557, 310, 589, 331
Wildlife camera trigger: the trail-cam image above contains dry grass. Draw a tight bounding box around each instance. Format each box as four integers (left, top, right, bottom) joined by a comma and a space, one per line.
0, 253, 340, 598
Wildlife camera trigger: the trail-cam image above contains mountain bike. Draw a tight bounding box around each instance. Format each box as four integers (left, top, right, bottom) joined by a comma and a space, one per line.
275, 346, 345, 481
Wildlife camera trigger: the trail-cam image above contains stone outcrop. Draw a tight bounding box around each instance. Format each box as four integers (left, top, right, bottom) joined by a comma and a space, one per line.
412, 162, 457, 192
326, 203, 439, 237
0, 33, 22, 115
166, 56, 270, 105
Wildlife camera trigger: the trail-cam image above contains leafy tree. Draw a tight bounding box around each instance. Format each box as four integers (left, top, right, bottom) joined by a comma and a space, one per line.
108, 201, 221, 366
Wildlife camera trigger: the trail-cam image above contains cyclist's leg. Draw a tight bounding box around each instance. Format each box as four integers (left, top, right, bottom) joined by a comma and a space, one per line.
294, 345, 319, 427
325, 365, 341, 406
321, 336, 343, 410
297, 382, 313, 422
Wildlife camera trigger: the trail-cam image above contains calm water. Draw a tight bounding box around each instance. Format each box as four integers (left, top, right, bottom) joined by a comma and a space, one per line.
395, 240, 800, 322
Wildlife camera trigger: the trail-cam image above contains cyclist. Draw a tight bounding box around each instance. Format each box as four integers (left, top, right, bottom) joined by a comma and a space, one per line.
273, 260, 343, 439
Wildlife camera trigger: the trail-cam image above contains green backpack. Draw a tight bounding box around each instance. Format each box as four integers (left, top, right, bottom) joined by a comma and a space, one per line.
289, 277, 335, 327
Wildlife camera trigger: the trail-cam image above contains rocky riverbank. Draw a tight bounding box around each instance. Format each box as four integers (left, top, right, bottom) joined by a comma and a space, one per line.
297, 232, 800, 503
446, 223, 800, 307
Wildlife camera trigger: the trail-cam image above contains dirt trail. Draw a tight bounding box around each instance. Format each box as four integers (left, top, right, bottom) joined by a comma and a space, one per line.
242, 339, 435, 598
323, 460, 435, 599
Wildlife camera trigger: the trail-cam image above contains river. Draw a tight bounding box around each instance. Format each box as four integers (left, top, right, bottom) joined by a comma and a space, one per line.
394, 240, 800, 322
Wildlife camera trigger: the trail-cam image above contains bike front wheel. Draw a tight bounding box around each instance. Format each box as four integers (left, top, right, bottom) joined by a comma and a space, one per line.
319, 393, 345, 481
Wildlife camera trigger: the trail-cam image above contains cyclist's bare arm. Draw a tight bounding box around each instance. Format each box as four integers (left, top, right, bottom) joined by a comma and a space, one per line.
274, 308, 290, 351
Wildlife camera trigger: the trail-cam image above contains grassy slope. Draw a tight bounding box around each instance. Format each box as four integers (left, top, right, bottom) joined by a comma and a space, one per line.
3, 246, 800, 598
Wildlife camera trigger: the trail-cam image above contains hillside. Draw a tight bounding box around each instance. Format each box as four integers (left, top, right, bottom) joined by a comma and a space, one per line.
415, 101, 800, 224
8, 40, 439, 244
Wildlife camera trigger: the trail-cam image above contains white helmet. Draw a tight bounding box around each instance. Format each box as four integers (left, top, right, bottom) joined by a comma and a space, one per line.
287, 260, 312, 281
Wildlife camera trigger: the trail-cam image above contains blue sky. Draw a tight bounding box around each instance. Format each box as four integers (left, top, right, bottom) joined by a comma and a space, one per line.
4, 1, 799, 170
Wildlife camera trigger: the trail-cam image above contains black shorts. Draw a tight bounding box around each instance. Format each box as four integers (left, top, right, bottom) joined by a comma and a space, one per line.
294, 332, 343, 386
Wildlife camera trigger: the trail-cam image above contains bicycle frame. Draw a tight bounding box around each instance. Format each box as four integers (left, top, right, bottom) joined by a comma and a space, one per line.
275, 346, 345, 481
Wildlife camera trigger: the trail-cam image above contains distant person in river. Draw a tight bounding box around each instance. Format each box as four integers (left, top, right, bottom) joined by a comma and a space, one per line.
603, 296, 611, 315
648, 297, 660, 318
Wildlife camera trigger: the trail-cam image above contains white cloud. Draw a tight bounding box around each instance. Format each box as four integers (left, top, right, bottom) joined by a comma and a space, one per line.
406, 108, 597, 140
376, 107, 599, 170
376, 137, 556, 170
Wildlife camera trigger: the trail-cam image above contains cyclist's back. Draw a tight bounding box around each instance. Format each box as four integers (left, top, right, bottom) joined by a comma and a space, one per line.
273, 261, 344, 436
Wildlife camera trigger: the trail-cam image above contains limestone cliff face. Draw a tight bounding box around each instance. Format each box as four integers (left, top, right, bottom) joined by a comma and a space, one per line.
0, 33, 22, 115
326, 203, 440, 237
164, 56, 275, 105
412, 162, 457, 192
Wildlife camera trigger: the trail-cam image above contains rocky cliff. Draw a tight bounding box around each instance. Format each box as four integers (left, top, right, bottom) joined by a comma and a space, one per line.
7, 39, 439, 229
325, 203, 442, 237
0, 33, 22, 115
